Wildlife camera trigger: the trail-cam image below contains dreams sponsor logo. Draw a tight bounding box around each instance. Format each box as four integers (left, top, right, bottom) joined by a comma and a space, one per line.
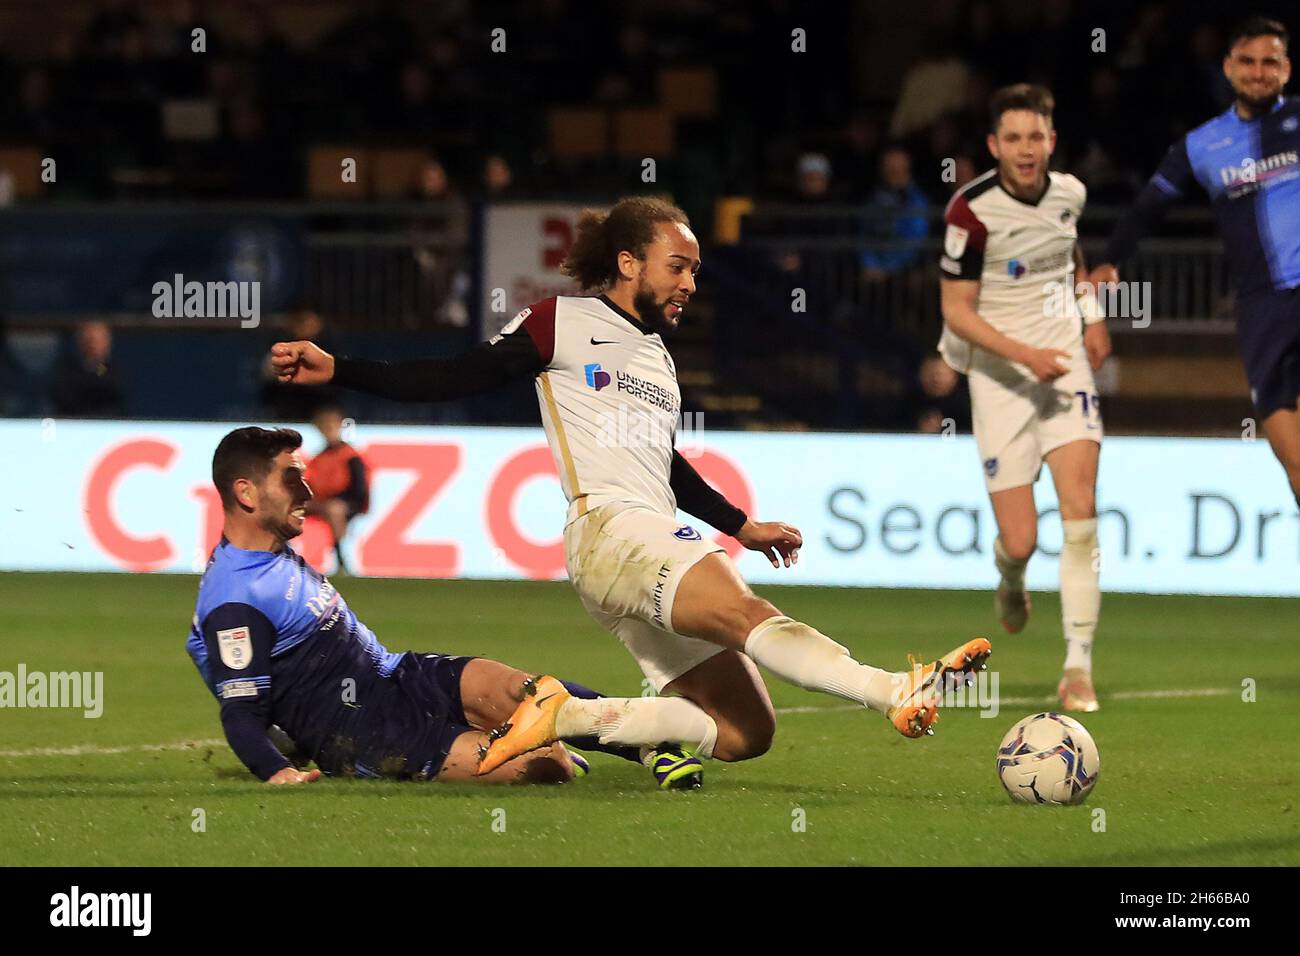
1218, 150, 1300, 196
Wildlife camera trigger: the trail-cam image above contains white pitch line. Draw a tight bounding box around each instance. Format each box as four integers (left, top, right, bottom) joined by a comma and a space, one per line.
0, 688, 1236, 758
773, 686, 1235, 715
0, 738, 224, 758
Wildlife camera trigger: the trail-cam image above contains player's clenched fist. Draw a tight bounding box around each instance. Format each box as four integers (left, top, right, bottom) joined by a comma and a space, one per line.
266, 767, 322, 785
1023, 347, 1071, 383
270, 340, 335, 386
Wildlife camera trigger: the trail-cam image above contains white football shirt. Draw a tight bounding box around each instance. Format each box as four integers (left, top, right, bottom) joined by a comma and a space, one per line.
499, 295, 682, 525
938, 169, 1087, 379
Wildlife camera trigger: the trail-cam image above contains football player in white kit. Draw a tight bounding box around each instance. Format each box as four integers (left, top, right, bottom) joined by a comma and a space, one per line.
938, 84, 1110, 712
272, 197, 991, 784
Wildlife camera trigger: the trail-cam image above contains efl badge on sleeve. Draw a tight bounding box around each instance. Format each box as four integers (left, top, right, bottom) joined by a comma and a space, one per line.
217, 626, 252, 670
944, 224, 969, 260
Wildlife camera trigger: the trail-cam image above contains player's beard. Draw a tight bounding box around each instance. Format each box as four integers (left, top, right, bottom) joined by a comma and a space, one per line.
1235, 83, 1282, 114
632, 280, 676, 334
268, 503, 306, 545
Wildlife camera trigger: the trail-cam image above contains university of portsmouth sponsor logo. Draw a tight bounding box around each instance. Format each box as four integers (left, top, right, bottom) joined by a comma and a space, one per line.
584, 362, 611, 391
673, 524, 702, 541
1006, 260, 1027, 279
615, 370, 677, 412
49, 885, 152, 936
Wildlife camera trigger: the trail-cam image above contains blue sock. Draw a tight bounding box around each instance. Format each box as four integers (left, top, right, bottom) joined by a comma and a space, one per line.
560, 679, 643, 765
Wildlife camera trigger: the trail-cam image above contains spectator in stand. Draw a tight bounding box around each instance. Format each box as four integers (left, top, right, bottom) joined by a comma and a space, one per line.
944, 153, 979, 197
773, 152, 844, 276
408, 157, 469, 326
50, 319, 125, 417
833, 111, 884, 201
860, 144, 930, 284
909, 352, 971, 435
304, 403, 369, 574
0, 313, 35, 416
481, 153, 515, 200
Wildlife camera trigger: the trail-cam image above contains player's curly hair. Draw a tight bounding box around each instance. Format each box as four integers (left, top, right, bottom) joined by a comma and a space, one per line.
989, 83, 1055, 133
213, 426, 303, 509
561, 196, 691, 291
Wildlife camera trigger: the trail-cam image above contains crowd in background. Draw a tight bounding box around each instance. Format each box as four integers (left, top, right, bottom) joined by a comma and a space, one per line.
0, 0, 1280, 431
0, 0, 1260, 206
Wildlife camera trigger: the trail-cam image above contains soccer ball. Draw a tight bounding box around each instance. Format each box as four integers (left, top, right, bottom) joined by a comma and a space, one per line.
996, 712, 1099, 805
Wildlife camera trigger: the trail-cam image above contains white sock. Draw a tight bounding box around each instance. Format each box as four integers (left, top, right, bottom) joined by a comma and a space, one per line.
742, 615, 896, 713
555, 696, 718, 759
994, 536, 1028, 590
1060, 518, 1100, 673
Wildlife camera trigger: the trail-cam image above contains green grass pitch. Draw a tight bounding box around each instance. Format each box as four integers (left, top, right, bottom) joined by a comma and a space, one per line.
1, 571, 1297, 866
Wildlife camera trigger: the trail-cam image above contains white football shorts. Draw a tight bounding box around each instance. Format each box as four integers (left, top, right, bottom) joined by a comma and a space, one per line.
564, 500, 726, 692
969, 344, 1103, 493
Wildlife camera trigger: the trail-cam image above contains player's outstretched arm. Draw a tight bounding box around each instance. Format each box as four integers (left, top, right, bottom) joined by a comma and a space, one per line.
940, 278, 1069, 382
268, 334, 546, 403
200, 604, 299, 782
668, 451, 799, 567
1101, 139, 1196, 274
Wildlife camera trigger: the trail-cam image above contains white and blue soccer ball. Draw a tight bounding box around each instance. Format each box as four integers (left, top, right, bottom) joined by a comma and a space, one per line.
996, 712, 1099, 805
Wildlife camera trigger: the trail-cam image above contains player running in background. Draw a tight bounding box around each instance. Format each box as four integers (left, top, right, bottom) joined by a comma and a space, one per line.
270, 196, 991, 775
939, 84, 1108, 712
188, 426, 724, 787
1091, 16, 1300, 507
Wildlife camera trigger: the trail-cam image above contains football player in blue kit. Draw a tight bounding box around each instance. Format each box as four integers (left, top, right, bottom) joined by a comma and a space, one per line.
1093, 16, 1300, 506
187, 426, 721, 787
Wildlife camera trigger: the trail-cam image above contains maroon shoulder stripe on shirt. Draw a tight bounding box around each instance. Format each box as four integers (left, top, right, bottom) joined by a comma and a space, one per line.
944, 193, 988, 249
521, 296, 558, 365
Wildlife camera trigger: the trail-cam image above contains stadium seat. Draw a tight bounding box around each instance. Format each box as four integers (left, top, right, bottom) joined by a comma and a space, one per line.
657, 66, 719, 118
307, 145, 371, 198
612, 108, 675, 157
548, 108, 609, 159
0, 147, 45, 198
373, 148, 432, 198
